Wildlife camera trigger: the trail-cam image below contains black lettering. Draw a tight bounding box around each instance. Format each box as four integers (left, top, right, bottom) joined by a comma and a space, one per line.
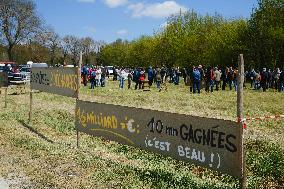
194, 129, 202, 144
147, 117, 155, 133
218, 132, 225, 149
225, 134, 237, 153
187, 124, 194, 143
155, 120, 163, 133
40, 72, 45, 84
203, 129, 211, 146
210, 130, 218, 147
180, 124, 188, 140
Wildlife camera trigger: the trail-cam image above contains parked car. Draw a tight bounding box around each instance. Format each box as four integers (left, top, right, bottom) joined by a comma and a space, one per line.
107, 66, 114, 75
8, 66, 31, 82
19, 67, 31, 81
0, 63, 12, 73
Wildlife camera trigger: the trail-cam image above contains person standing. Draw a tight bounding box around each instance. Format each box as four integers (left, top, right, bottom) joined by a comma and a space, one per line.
82, 65, 88, 86
95, 67, 102, 87
228, 67, 235, 91
273, 68, 281, 91
205, 67, 214, 93
90, 68, 96, 89
113, 67, 118, 81
279, 68, 284, 92
249, 69, 256, 88
221, 67, 227, 90
155, 68, 162, 90
133, 68, 140, 90
173, 67, 181, 85
182, 68, 187, 84
198, 65, 204, 90
139, 69, 146, 89
119, 68, 126, 89
160, 66, 166, 83
255, 71, 261, 90
101, 67, 106, 87
148, 67, 154, 87
214, 67, 221, 91
127, 70, 133, 89
192, 67, 201, 94
233, 68, 238, 91
261, 68, 269, 92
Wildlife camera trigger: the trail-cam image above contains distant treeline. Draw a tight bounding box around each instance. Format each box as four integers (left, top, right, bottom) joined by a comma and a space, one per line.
0, 0, 283, 69
100, 0, 284, 69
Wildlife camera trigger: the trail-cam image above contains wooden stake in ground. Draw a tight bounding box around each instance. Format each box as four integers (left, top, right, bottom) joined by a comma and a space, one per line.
29, 90, 33, 123
237, 54, 246, 189
4, 87, 8, 108
76, 51, 82, 148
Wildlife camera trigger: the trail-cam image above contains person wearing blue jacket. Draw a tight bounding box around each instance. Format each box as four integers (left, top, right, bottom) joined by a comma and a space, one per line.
82, 65, 88, 86
192, 67, 201, 94
148, 67, 154, 86
133, 68, 140, 90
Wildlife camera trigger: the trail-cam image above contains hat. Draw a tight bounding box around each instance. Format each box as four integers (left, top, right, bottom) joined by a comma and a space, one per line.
198, 65, 202, 68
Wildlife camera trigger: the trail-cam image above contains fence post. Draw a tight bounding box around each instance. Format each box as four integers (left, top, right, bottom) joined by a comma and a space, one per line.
76, 51, 82, 148
237, 54, 246, 189
4, 87, 8, 108
29, 90, 33, 124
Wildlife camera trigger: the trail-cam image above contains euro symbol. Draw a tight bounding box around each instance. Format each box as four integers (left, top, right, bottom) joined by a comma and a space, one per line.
127, 119, 135, 133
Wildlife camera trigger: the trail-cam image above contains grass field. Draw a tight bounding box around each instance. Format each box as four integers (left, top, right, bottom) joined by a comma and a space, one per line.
0, 79, 283, 189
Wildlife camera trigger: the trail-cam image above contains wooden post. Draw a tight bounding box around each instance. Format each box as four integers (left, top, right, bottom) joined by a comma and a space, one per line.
76, 51, 82, 148
4, 87, 8, 108
28, 90, 33, 123
77, 52, 82, 98
237, 54, 246, 189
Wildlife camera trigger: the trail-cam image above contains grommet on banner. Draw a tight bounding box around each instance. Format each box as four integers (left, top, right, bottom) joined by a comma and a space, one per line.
237, 117, 247, 130
242, 122, 247, 129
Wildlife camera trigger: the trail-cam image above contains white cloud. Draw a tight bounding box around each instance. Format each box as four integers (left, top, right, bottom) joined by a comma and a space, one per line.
104, 0, 128, 8
128, 1, 187, 18
84, 26, 96, 33
78, 0, 95, 3
117, 29, 128, 35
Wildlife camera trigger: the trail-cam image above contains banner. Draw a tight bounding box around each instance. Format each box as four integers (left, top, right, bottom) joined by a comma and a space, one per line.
0, 72, 8, 87
31, 67, 79, 98
75, 100, 242, 178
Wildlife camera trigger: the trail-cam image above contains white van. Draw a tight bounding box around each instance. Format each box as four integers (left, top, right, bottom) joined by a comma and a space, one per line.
27, 61, 48, 68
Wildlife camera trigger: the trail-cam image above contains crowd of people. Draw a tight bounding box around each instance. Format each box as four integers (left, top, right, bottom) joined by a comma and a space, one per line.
81, 65, 109, 89
81, 65, 284, 93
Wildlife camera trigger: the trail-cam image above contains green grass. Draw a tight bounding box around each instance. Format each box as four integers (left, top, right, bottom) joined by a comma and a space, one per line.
0, 80, 283, 188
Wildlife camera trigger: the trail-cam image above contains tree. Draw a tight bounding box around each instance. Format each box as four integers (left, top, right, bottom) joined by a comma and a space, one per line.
81, 37, 95, 64
35, 27, 61, 65
248, 0, 284, 68
0, 0, 41, 61
62, 35, 82, 66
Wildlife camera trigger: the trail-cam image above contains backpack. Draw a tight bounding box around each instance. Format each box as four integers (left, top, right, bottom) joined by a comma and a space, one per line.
193, 70, 200, 81
91, 70, 96, 78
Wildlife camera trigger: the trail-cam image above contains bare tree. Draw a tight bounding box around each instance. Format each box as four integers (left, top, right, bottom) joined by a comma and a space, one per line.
95, 40, 107, 53
35, 27, 61, 65
62, 35, 82, 66
81, 37, 95, 64
0, 0, 41, 61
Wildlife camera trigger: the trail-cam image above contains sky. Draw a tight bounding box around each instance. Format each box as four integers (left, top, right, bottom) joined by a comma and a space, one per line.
34, 0, 259, 43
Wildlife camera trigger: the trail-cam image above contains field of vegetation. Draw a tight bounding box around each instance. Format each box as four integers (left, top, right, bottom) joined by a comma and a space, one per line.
0, 80, 283, 189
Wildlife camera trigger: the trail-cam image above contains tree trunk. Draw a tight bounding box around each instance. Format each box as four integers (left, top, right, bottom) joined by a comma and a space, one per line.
7, 45, 13, 61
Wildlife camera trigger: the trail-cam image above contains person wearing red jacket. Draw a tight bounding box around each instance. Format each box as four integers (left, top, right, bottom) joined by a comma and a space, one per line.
205, 67, 215, 93
139, 69, 146, 89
